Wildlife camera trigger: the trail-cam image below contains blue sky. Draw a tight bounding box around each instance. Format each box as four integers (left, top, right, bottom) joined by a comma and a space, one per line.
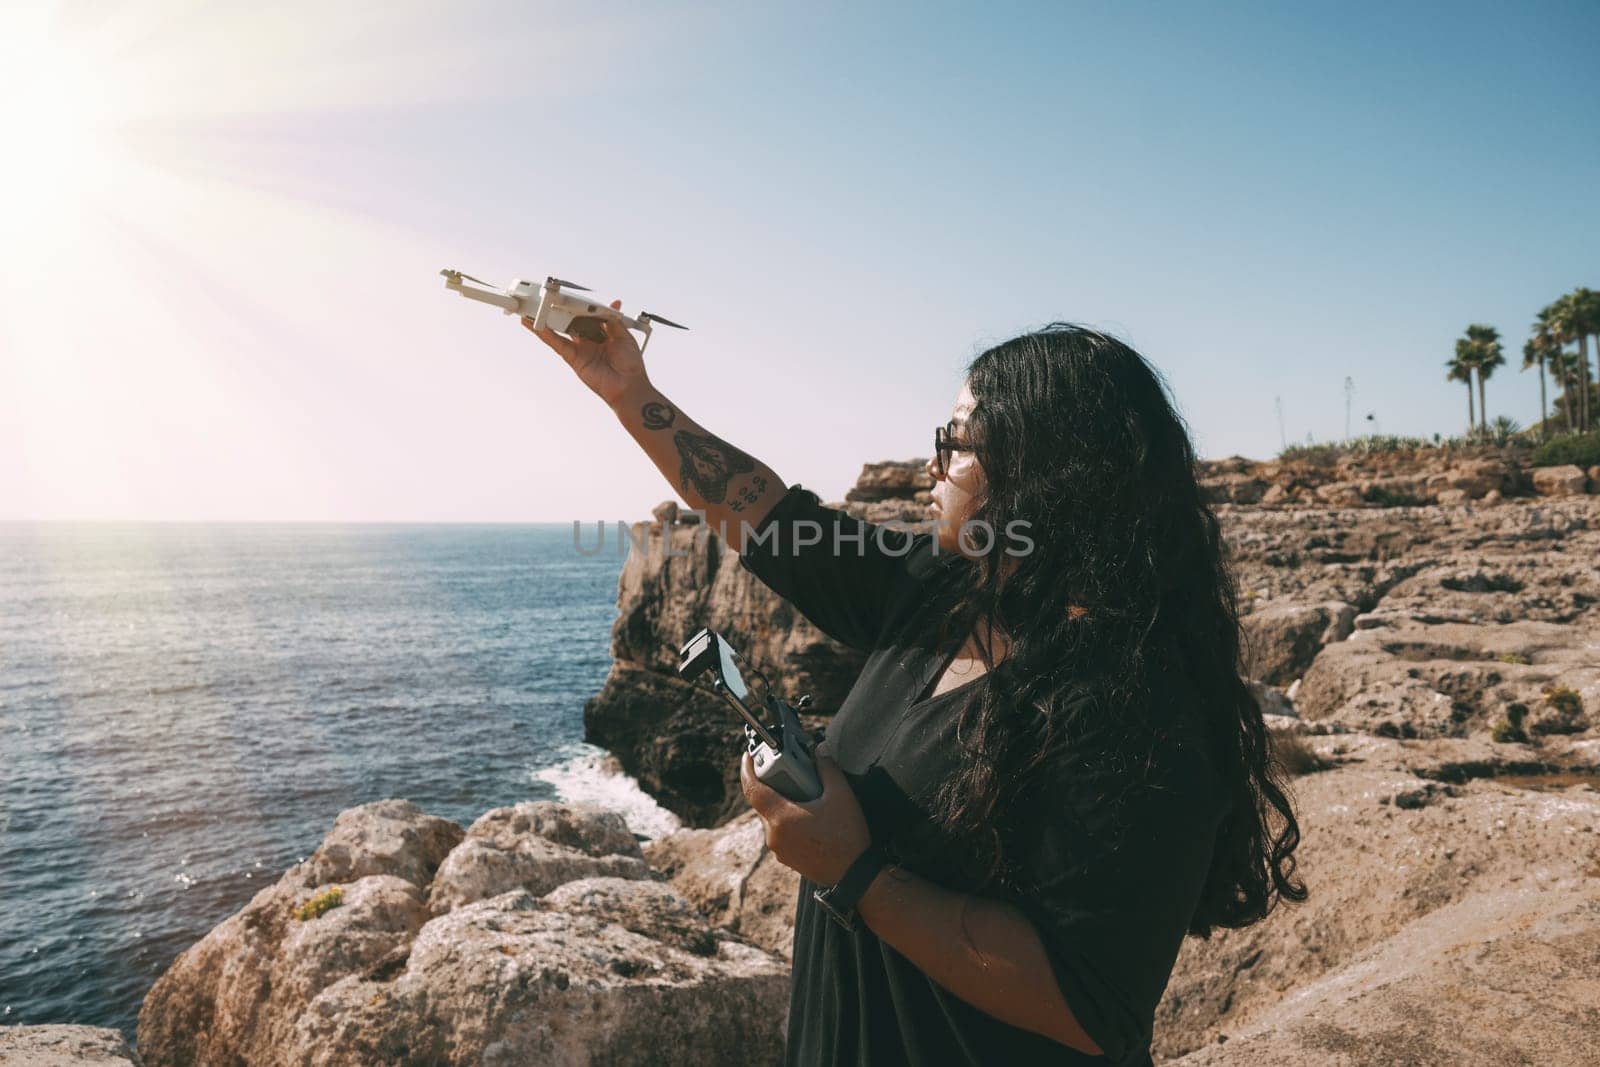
2, 0, 1596, 520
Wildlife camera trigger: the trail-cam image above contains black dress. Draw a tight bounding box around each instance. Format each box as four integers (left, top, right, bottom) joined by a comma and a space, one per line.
738, 484, 1229, 1067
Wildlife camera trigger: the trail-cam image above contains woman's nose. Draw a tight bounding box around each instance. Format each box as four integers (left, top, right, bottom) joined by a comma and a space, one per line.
925, 454, 942, 481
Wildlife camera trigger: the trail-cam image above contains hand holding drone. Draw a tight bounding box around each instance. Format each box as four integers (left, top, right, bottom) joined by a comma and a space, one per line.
438, 269, 687, 356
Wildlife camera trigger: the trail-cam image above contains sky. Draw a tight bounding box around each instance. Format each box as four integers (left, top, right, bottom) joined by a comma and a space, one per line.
1, 0, 1596, 522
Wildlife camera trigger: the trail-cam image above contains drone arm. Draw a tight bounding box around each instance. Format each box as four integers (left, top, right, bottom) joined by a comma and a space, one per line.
442, 273, 523, 313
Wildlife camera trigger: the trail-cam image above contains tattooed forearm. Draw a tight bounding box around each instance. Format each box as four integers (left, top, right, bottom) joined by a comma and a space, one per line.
640, 401, 676, 430
607, 381, 786, 551
673, 429, 756, 504
726, 473, 769, 512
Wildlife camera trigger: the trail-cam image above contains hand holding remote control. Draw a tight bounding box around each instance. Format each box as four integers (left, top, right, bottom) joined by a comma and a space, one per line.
739, 745, 873, 889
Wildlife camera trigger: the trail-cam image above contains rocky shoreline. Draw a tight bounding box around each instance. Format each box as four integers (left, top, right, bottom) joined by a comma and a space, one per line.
5, 448, 1597, 1066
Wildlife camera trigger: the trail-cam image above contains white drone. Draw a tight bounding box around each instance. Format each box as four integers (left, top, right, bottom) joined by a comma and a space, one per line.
439, 269, 687, 354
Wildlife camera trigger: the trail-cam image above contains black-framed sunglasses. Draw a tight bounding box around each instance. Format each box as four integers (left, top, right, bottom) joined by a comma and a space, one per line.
933, 421, 975, 478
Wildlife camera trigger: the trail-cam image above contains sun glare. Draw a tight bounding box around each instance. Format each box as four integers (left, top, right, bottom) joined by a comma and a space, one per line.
0, 17, 114, 249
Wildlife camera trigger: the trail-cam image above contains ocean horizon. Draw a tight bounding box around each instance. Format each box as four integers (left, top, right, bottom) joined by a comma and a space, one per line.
0, 520, 680, 1037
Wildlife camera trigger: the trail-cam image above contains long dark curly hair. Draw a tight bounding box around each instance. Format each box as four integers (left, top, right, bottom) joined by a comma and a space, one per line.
911, 322, 1304, 936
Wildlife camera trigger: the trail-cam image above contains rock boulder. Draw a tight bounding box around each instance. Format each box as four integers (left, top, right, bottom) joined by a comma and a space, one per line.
1239, 601, 1356, 685
644, 809, 800, 959
137, 800, 787, 1067
1532, 463, 1588, 497
426, 802, 657, 914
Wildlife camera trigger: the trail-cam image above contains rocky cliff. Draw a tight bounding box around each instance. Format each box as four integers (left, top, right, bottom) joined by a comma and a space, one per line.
1195, 442, 1597, 508
129, 452, 1600, 1066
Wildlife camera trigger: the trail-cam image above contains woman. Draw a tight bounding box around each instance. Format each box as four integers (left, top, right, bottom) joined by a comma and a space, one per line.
528, 305, 1304, 1065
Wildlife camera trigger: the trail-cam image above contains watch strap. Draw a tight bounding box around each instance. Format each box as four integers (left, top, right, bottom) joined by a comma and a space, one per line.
813, 844, 888, 931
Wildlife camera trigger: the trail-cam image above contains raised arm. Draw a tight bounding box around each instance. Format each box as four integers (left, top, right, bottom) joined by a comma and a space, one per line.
524, 299, 787, 551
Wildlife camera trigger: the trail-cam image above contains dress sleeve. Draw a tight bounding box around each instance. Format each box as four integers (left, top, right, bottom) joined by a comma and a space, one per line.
1007, 722, 1226, 1065
737, 482, 938, 653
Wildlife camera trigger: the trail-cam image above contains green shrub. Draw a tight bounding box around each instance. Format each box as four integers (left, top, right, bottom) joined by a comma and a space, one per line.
1528, 686, 1586, 737
1277, 433, 1504, 467
1488, 416, 1523, 446
1491, 703, 1528, 744
1496, 652, 1530, 665
294, 886, 344, 921
1490, 719, 1526, 743
1277, 442, 1341, 467
1545, 686, 1583, 717
1530, 431, 1600, 469
1350, 433, 1436, 454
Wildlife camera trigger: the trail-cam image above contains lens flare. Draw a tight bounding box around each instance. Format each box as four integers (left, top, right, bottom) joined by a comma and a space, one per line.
0, 16, 114, 250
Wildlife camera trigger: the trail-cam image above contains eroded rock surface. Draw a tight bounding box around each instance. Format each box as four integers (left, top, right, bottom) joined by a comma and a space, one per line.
1196, 444, 1594, 509
426, 802, 655, 914
643, 808, 799, 959
1158, 735, 1600, 1066
1240, 601, 1356, 685
0, 1027, 142, 1066
137, 801, 787, 1067
1223, 499, 1599, 742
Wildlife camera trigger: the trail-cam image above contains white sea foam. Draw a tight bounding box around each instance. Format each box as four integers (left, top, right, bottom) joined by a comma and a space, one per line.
533, 742, 683, 841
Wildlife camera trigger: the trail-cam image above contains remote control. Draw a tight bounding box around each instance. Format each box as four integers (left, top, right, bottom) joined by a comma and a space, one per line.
677, 627, 822, 803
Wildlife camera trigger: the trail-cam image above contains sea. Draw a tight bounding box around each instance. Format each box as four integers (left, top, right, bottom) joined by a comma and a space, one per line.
0, 521, 681, 1038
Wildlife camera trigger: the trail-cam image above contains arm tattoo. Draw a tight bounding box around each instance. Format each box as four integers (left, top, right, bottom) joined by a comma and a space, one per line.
640, 401, 676, 430
672, 429, 756, 504
727, 473, 768, 512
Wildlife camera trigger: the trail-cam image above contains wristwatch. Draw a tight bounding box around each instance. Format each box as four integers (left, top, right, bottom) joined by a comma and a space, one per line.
812, 844, 889, 932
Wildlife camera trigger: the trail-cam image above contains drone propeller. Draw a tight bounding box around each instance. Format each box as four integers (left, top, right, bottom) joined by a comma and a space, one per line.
545, 276, 592, 292
440, 268, 497, 288
641, 312, 689, 330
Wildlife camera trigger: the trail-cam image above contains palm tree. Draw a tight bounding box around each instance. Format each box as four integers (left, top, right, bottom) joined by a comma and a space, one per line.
1465, 324, 1504, 433
1543, 298, 1571, 432
1570, 287, 1600, 433
1549, 292, 1594, 433
1522, 329, 1558, 441
1547, 346, 1578, 432
1452, 324, 1500, 434
1530, 305, 1566, 436
1447, 343, 1476, 434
